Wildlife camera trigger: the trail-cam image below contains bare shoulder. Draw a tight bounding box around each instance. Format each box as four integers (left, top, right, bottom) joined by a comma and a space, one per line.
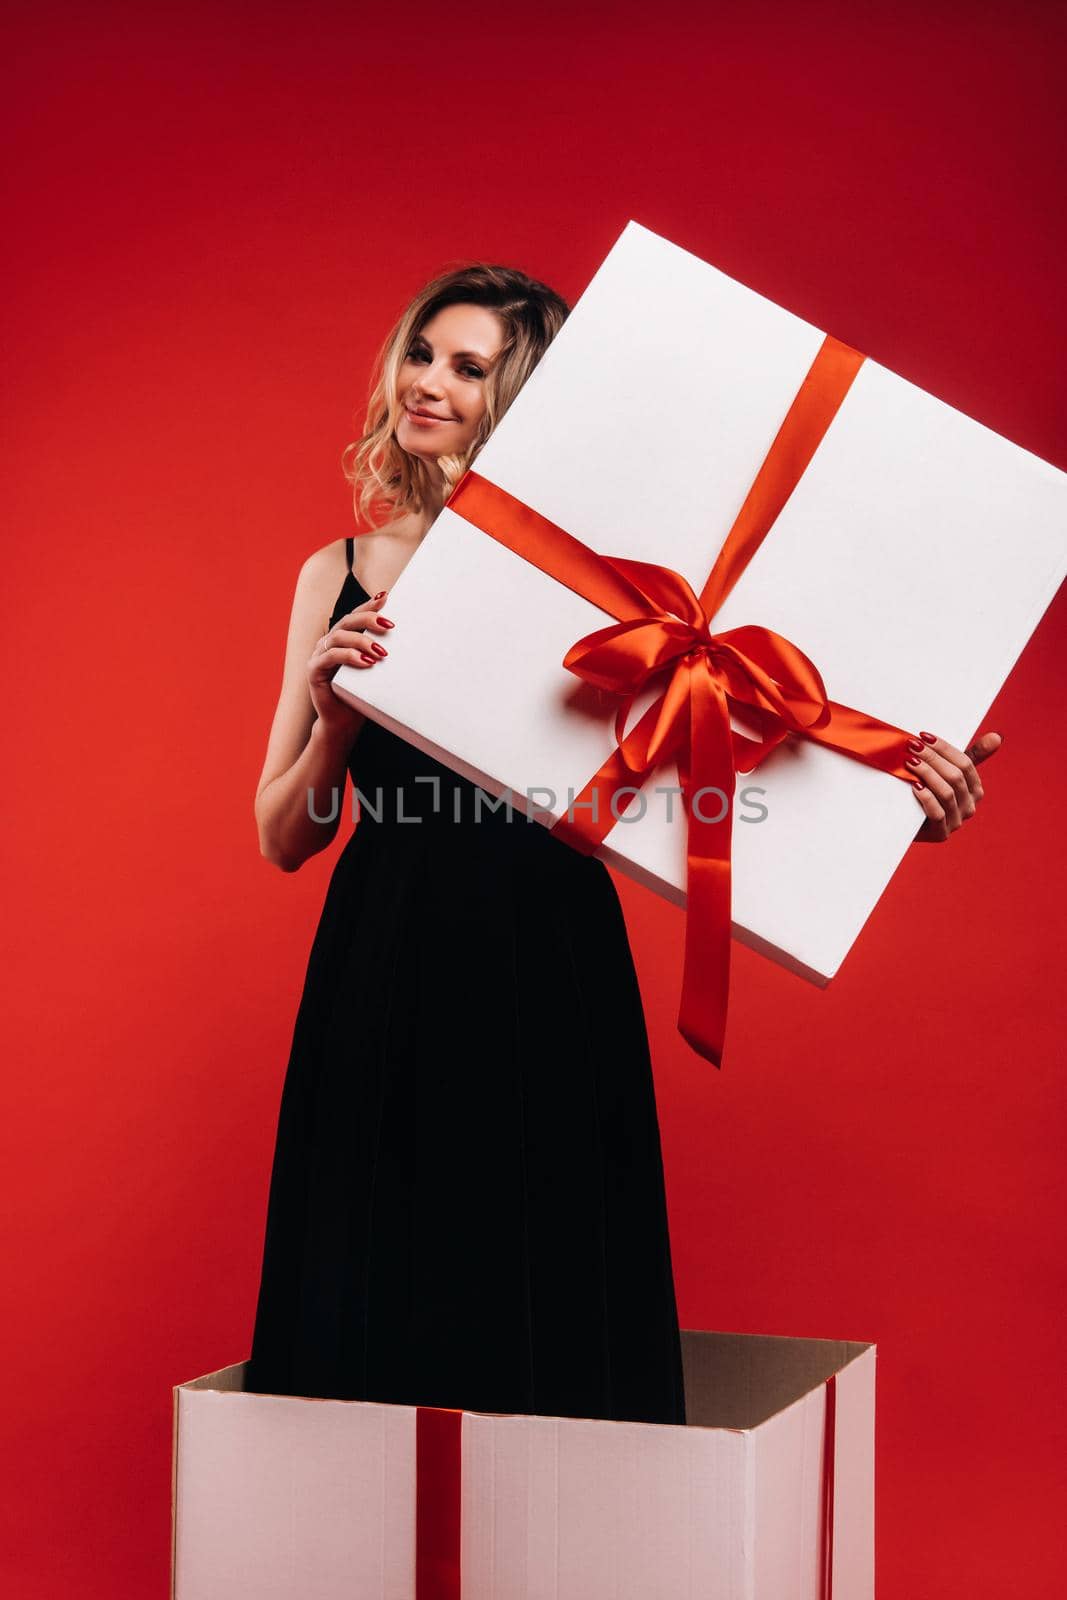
296, 536, 350, 604
279, 538, 349, 641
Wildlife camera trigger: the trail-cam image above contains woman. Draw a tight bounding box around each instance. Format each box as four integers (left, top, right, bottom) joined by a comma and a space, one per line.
246, 261, 1001, 1425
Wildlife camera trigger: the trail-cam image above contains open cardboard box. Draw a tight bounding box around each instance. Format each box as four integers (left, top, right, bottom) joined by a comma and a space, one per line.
172, 1328, 875, 1598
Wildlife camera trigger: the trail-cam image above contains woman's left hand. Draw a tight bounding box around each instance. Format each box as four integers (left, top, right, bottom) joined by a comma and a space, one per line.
908, 729, 1003, 843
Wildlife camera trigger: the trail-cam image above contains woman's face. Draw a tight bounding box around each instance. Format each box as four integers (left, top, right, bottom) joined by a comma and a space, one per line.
395, 302, 506, 466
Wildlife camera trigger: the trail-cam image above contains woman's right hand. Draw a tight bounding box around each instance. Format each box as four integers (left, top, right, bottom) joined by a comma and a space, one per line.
306, 591, 395, 736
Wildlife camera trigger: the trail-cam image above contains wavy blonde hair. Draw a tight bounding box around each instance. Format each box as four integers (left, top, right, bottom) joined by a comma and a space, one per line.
342, 262, 570, 528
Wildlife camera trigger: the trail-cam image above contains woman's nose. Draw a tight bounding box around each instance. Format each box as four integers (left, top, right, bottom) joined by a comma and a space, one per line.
414, 360, 448, 395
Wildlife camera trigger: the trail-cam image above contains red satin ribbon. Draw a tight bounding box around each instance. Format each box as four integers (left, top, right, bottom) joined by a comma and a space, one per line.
822, 1375, 838, 1600
416, 1406, 462, 1600
447, 335, 917, 1068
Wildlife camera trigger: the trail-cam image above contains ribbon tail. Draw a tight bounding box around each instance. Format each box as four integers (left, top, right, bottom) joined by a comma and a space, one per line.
675, 663, 737, 1069
550, 675, 690, 851
678, 850, 732, 1068
549, 703, 660, 853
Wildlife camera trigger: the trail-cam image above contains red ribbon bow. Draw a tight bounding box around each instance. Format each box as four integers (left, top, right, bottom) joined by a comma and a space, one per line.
562, 557, 834, 775
447, 335, 918, 1067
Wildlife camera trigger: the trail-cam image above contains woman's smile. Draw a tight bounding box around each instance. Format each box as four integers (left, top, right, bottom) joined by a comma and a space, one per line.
403, 405, 453, 427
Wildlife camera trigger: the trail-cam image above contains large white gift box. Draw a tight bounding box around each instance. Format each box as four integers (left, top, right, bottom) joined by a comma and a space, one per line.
171, 1328, 875, 1599
331, 220, 1066, 1057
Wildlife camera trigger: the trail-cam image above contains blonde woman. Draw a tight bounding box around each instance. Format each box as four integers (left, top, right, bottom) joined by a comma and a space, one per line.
246, 262, 998, 1427
246, 264, 688, 1424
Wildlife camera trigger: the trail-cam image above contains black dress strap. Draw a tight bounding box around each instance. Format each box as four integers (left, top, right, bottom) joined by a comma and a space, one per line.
345, 536, 355, 575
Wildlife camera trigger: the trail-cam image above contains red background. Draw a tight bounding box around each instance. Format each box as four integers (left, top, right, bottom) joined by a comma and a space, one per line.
3, 2, 1065, 1594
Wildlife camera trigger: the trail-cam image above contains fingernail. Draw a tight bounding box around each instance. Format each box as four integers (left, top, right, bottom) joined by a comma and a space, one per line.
370, 643, 388, 657
374, 590, 388, 600
359, 653, 375, 664
378, 617, 395, 629
906, 738, 925, 754
913, 779, 925, 790
920, 731, 937, 744
905, 755, 922, 768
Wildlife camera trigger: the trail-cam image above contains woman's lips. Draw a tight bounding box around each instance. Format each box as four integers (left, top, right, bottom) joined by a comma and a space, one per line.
404, 407, 453, 427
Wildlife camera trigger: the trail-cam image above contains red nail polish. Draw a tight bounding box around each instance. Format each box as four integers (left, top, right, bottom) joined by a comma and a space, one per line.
371, 643, 388, 657
359, 653, 375, 664
374, 590, 388, 599
905, 755, 922, 768
913, 779, 925, 790
378, 617, 395, 629
920, 731, 937, 744
906, 739, 925, 754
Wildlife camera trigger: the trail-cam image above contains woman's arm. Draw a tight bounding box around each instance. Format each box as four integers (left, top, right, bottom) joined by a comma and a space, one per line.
255, 541, 390, 872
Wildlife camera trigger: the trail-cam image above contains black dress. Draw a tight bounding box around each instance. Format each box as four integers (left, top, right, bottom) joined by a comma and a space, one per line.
246, 540, 686, 1424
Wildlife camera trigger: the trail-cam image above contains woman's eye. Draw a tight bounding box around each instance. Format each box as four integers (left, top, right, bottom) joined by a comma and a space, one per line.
405, 347, 483, 379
